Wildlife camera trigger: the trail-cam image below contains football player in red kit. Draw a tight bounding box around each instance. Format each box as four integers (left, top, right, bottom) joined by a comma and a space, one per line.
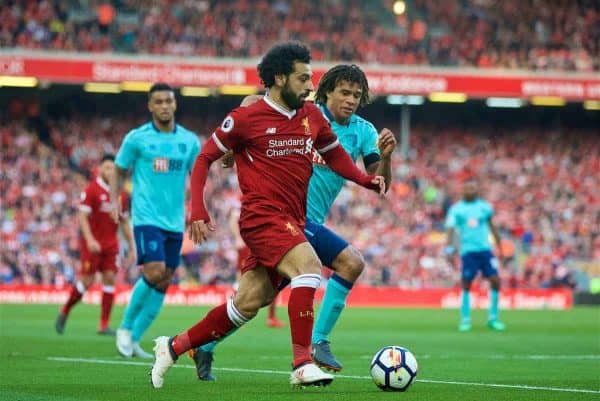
150, 42, 385, 388
55, 154, 135, 335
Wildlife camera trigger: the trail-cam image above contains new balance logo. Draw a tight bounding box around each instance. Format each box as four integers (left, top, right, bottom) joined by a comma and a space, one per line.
266, 127, 277, 134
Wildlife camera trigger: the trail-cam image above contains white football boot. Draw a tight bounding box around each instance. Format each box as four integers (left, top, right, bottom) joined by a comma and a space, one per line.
150, 336, 175, 388
290, 362, 334, 387
116, 328, 133, 358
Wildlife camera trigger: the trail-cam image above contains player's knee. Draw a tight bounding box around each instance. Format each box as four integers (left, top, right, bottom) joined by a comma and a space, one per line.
80, 276, 94, 289
143, 263, 166, 284
344, 249, 365, 278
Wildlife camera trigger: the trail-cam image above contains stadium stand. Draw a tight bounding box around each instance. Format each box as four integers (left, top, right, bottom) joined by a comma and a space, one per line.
1, 110, 596, 289
1, 0, 597, 70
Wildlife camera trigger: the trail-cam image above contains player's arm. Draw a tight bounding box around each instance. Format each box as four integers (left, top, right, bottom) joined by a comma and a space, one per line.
444, 207, 457, 266
78, 209, 101, 253
365, 128, 396, 194
488, 217, 504, 262
119, 202, 136, 268
189, 112, 245, 244
119, 217, 136, 268
111, 132, 136, 223
228, 209, 242, 243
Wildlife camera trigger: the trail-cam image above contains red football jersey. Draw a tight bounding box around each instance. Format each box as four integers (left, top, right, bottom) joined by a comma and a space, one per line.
79, 177, 129, 250
212, 97, 339, 225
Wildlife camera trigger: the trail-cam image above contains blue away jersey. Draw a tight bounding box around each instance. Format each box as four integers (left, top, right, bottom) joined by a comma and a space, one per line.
115, 122, 200, 232
445, 198, 494, 254
306, 105, 381, 224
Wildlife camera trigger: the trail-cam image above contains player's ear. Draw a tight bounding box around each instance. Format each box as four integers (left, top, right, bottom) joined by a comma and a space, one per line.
274, 74, 287, 87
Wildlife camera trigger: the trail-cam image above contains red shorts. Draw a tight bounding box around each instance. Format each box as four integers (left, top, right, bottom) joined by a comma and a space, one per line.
240, 213, 307, 285
79, 242, 118, 275
237, 246, 251, 271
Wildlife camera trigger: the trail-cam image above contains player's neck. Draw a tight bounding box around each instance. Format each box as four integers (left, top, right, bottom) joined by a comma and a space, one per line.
323, 104, 350, 126
266, 91, 293, 112
152, 118, 175, 133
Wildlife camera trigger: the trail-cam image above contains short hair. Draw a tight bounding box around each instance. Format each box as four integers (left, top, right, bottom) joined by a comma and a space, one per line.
101, 154, 115, 163
257, 42, 311, 88
148, 82, 174, 100
315, 64, 371, 108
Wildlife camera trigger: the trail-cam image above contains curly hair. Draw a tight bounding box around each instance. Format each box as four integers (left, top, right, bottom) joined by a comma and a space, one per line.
257, 42, 311, 88
315, 64, 370, 107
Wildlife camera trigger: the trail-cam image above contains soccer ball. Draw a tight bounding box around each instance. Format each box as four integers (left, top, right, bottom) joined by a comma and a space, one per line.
370, 346, 418, 392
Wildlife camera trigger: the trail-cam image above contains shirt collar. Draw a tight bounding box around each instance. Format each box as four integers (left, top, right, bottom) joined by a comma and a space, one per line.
96, 176, 109, 191
151, 121, 177, 134
264, 95, 297, 119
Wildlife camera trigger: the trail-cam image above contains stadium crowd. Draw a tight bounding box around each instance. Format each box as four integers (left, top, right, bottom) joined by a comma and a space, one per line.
1, 0, 598, 71
1, 112, 596, 289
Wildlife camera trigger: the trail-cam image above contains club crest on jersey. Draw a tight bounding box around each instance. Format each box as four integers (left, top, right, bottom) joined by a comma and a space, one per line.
221, 116, 234, 133
285, 222, 299, 236
301, 117, 311, 136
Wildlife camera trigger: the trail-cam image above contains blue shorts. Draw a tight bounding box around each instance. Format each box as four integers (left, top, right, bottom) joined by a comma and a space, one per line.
461, 250, 499, 282
134, 225, 183, 269
304, 219, 349, 267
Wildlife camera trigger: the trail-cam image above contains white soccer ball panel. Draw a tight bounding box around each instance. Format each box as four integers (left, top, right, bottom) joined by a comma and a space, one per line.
370, 363, 387, 387
388, 366, 412, 390
404, 349, 418, 374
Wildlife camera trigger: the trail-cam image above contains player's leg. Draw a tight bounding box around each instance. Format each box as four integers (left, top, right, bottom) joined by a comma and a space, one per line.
131, 229, 183, 357
56, 249, 98, 334
266, 295, 285, 328
276, 242, 334, 387
306, 221, 358, 371
151, 265, 274, 388
459, 252, 476, 332
98, 266, 116, 335
117, 226, 167, 357
484, 252, 505, 331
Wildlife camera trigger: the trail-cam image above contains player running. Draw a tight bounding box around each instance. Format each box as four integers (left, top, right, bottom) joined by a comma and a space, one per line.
55, 154, 135, 335
445, 178, 506, 332
149, 42, 385, 389
111, 83, 200, 358
190, 64, 396, 381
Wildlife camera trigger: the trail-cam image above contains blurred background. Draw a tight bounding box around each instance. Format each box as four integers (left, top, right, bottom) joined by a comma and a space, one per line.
0, 0, 598, 303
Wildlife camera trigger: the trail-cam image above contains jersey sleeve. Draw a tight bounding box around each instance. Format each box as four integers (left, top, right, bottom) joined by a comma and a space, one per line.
115, 131, 137, 170
79, 184, 95, 214
187, 135, 201, 173
212, 108, 248, 152
485, 201, 494, 219
445, 206, 457, 229
361, 122, 381, 162
314, 112, 340, 154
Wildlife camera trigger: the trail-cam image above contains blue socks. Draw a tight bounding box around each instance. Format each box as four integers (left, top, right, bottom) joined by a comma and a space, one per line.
121, 277, 153, 330
489, 288, 499, 322
312, 273, 353, 344
460, 290, 471, 323
132, 287, 165, 342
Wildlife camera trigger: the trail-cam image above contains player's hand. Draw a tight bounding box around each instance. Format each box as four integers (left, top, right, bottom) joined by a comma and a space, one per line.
124, 249, 137, 269
87, 238, 101, 253
371, 175, 386, 196
377, 128, 397, 158
110, 201, 120, 224
188, 220, 216, 244
221, 151, 234, 168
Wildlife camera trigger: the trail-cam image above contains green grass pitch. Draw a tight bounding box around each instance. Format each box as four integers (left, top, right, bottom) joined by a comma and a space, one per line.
0, 304, 598, 401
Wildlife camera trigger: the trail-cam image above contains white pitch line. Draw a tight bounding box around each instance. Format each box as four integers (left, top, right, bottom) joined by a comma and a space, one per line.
358, 354, 600, 361
47, 356, 599, 395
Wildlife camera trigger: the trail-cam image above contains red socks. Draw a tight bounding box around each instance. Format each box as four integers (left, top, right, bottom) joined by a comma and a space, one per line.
99, 286, 115, 330
171, 303, 236, 356
288, 286, 317, 367
60, 284, 83, 316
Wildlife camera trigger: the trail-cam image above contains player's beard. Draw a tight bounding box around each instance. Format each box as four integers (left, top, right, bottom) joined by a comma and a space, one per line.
281, 83, 305, 110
